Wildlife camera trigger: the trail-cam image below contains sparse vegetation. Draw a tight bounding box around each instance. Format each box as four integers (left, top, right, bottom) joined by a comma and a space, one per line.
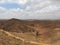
0, 19, 60, 45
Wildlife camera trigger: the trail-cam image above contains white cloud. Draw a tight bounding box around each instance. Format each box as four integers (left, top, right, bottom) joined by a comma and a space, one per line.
25, 0, 60, 19
0, 0, 29, 5
7, 0, 29, 5
0, 0, 60, 19
0, 7, 6, 13
0, 7, 27, 19
18, 0, 28, 5
0, 0, 5, 3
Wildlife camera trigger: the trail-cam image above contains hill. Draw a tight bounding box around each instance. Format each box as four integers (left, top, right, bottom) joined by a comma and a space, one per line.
0, 19, 60, 45
0, 29, 41, 45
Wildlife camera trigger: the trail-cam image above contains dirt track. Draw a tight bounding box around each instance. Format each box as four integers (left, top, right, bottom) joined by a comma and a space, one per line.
0, 29, 50, 45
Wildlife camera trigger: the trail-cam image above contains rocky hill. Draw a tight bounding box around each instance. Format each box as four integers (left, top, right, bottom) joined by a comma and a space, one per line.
0, 19, 36, 33
0, 19, 60, 45
0, 19, 60, 32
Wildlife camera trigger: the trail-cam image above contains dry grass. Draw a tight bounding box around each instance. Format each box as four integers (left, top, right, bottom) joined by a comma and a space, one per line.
0, 28, 60, 45
0, 19, 60, 45
0, 29, 48, 45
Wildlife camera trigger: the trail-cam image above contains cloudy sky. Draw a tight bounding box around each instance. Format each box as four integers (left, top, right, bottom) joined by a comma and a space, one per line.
0, 0, 60, 20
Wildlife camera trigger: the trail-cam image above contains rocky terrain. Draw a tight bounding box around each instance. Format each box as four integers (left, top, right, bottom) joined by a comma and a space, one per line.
0, 18, 60, 45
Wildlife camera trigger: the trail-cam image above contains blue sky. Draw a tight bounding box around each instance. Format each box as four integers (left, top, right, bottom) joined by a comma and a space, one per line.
0, 0, 29, 10
0, 3, 27, 9
0, 0, 60, 19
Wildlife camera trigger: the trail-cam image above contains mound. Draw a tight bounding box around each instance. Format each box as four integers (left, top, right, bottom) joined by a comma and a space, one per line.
0, 19, 35, 33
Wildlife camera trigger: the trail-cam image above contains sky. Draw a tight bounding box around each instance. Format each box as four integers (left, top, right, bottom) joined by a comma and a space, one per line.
0, 0, 60, 20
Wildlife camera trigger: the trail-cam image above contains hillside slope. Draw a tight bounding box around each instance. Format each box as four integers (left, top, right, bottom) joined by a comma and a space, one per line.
0, 19, 60, 45
0, 29, 49, 45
